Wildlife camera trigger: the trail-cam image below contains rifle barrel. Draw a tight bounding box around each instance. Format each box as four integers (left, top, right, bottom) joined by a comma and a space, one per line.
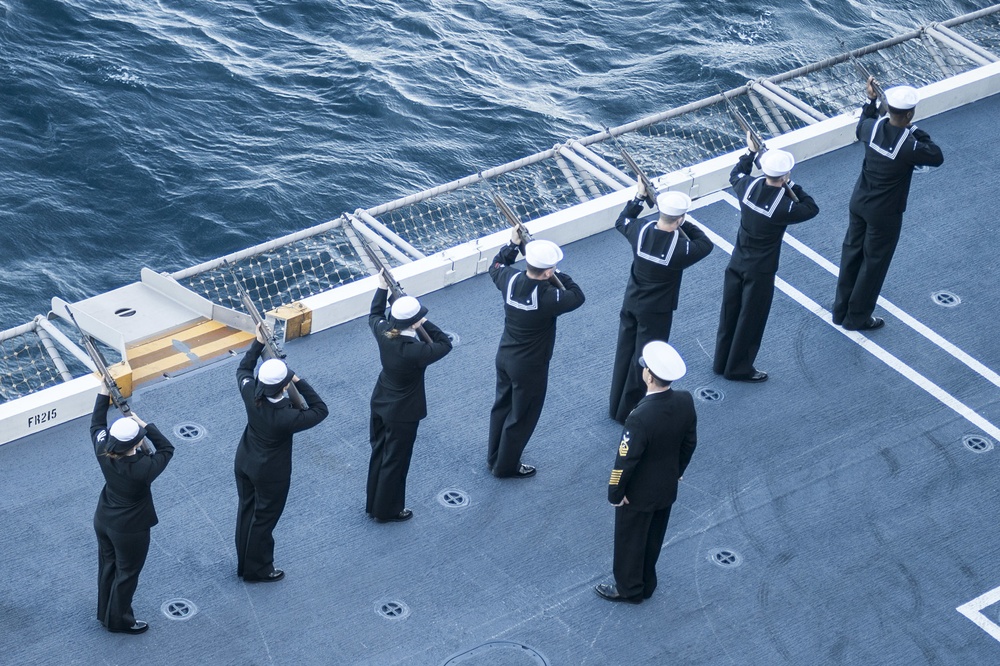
482, 173, 565, 291
348, 218, 434, 344
226, 264, 307, 409
67, 308, 154, 453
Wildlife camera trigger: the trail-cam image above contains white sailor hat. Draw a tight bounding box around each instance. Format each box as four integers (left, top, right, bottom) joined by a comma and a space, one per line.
759, 149, 795, 178
656, 191, 691, 217
258, 358, 293, 397
638, 341, 686, 382
884, 85, 919, 111
524, 239, 563, 269
108, 417, 146, 454
389, 295, 428, 329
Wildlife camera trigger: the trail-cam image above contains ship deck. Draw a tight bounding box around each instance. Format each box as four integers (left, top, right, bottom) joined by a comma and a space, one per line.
3, 92, 1000, 665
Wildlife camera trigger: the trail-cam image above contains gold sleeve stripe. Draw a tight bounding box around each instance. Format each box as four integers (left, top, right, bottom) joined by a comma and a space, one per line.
609, 469, 623, 485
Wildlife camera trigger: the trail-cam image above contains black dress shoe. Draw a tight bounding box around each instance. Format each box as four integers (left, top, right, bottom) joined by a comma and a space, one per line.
730, 370, 767, 383
857, 316, 885, 330
109, 620, 148, 634
375, 509, 413, 523
245, 569, 284, 583
595, 583, 641, 604
514, 464, 536, 478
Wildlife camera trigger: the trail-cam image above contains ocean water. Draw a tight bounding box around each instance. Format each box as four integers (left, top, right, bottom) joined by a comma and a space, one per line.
0, 0, 982, 328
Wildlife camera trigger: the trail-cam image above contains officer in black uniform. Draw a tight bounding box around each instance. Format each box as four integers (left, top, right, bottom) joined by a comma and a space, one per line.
713, 145, 819, 382
367, 278, 453, 522
235, 324, 329, 582
609, 184, 713, 423
833, 81, 944, 330
488, 230, 585, 478
90, 388, 174, 634
596, 341, 696, 604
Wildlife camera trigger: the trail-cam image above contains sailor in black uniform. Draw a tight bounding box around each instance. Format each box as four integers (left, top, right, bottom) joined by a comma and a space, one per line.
609, 185, 713, 423
713, 146, 819, 382
235, 325, 328, 582
367, 278, 453, 522
487, 231, 585, 478
833, 81, 944, 330
596, 341, 696, 604
90, 388, 174, 634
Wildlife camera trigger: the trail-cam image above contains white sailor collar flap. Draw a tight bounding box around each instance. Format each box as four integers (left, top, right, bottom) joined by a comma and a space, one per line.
636, 220, 680, 266
742, 176, 785, 218
868, 117, 913, 160
506, 274, 539, 311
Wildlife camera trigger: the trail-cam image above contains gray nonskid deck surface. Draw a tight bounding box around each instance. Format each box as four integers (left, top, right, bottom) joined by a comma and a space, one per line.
2, 94, 1000, 665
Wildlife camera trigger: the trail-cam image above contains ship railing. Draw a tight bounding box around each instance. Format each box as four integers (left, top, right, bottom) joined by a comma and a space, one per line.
1, 4, 999, 404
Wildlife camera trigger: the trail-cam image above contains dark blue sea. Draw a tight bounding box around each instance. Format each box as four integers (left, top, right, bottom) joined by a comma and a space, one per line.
0, 0, 980, 328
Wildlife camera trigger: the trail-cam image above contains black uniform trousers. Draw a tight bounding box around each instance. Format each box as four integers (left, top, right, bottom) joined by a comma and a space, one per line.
367, 415, 419, 519
613, 504, 672, 600
609, 308, 674, 423
94, 518, 150, 630
235, 472, 290, 580
714, 267, 776, 378
832, 210, 903, 329
488, 362, 548, 477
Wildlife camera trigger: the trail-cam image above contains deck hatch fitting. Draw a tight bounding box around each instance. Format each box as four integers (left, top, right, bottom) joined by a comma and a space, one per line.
375, 600, 410, 621
708, 548, 743, 568
442, 641, 550, 665
695, 387, 725, 402
437, 489, 470, 508
963, 434, 994, 453
931, 291, 961, 307
161, 598, 197, 621
173, 423, 206, 442
114, 307, 137, 317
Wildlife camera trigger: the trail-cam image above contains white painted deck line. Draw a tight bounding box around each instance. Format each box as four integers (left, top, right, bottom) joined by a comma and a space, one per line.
957, 585, 1000, 644
685, 207, 1000, 441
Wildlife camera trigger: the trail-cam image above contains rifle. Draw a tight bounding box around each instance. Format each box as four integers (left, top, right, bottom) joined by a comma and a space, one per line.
345, 218, 433, 343
837, 38, 887, 113
720, 91, 800, 203
480, 173, 565, 290
67, 307, 152, 454
225, 262, 307, 408
600, 124, 691, 240
601, 125, 657, 209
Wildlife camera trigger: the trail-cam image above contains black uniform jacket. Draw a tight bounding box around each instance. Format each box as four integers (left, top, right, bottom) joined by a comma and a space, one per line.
369, 288, 453, 422
615, 198, 714, 313
91, 395, 174, 532
236, 340, 330, 481
608, 389, 696, 511
489, 242, 586, 368
728, 153, 820, 274
850, 98, 944, 217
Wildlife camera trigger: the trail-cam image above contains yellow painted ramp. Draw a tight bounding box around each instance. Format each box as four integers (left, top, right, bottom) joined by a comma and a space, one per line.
126, 319, 254, 386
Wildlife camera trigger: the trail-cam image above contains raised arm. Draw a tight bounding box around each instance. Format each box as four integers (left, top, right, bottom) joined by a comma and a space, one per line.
550, 271, 585, 314
286, 378, 330, 433
369, 287, 389, 336
414, 320, 453, 367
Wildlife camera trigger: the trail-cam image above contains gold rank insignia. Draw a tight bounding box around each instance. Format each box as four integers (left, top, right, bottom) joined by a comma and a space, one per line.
609, 469, 623, 486
618, 432, 630, 457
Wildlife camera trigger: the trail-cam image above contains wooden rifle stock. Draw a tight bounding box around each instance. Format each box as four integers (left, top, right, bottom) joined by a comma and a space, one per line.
67, 308, 152, 454
225, 263, 307, 409
346, 219, 433, 343
721, 92, 800, 203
